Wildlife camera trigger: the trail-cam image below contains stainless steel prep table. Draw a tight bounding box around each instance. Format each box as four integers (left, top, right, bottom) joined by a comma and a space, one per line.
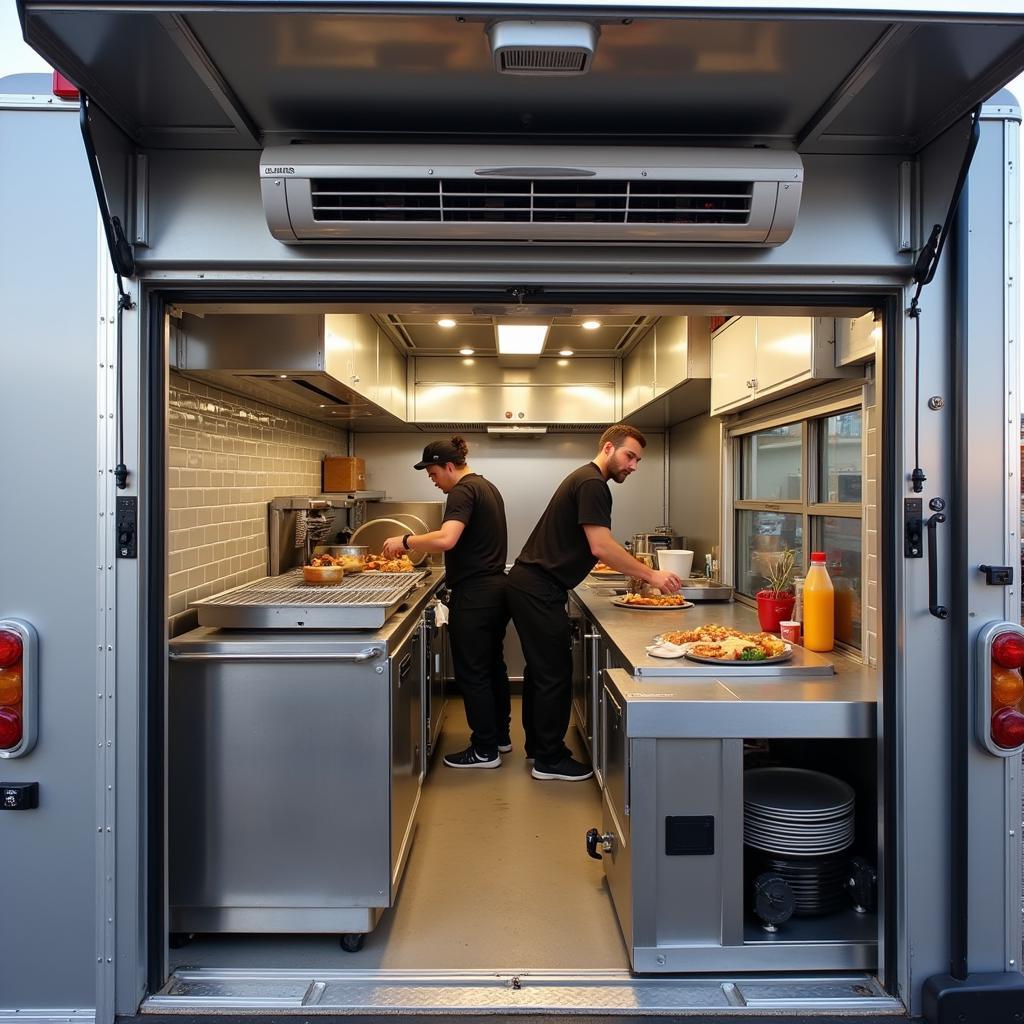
572, 584, 838, 678
569, 583, 879, 974
167, 569, 446, 944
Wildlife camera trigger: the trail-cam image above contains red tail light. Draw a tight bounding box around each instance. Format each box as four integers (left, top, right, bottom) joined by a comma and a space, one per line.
978, 622, 1024, 757
0, 708, 21, 749
0, 630, 22, 670
0, 620, 36, 758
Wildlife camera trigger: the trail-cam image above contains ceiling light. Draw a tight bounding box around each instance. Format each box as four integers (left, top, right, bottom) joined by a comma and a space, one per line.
486, 425, 548, 435
459, 347, 475, 356
496, 323, 549, 355
437, 318, 457, 328
559, 348, 574, 357
462, 358, 475, 366
581, 320, 602, 330
557, 359, 569, 367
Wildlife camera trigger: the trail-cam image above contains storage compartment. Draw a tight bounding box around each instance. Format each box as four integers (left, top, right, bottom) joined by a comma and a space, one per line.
323, 455, 367, 491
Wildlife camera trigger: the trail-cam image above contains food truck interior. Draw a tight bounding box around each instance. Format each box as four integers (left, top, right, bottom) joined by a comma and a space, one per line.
156, 296, 886, 1006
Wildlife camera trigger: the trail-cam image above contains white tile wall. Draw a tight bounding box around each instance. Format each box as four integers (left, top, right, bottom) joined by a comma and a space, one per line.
167, 372, 349, 615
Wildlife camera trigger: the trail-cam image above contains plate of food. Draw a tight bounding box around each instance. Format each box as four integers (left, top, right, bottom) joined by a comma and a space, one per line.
590, 562, 626, 579
680, 634, 791, 664
653, 625, 791, 663
611, 594, 694, 609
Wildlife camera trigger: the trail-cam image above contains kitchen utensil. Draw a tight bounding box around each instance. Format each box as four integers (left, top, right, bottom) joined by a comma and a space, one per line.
313, 544, 368, 572
302, 564, 345, 585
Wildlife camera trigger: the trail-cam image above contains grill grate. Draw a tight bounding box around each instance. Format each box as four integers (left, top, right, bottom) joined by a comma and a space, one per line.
310, 178, 753, 226
198, 570, 426, 608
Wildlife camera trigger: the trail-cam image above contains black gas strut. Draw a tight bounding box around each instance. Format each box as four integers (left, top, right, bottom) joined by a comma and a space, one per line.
80, 93, 135, 490
906, 103, 982, 495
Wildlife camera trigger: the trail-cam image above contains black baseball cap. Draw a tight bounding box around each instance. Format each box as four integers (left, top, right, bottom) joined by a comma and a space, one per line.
414, 440, 462, 470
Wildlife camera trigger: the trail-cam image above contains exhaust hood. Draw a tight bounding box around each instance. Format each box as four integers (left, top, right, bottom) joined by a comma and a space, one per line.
171, 312, 400, 428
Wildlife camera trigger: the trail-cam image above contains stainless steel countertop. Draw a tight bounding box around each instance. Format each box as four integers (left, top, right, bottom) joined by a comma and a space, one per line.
572, 583, 837, 678
571, 582, 878, 737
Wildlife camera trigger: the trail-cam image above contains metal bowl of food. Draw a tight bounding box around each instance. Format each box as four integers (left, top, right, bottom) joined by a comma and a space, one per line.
302, 564, 345, 585
312, 544, 367, 572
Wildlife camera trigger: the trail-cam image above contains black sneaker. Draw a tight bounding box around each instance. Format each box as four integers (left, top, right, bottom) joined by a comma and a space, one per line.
531, 756, 593, 782
443, 745, 501, 769
498, 737, 513, 753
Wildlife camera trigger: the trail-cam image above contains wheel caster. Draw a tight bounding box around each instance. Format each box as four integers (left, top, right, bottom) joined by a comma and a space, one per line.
339, 932, 365, 953
168, 932, 194, 949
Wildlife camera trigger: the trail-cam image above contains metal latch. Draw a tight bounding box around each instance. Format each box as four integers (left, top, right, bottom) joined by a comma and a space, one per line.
979, 564, 1014, 586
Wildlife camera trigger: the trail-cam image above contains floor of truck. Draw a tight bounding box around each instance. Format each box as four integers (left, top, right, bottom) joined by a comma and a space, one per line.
157, 698, 895, 1013
168, 696, 624, 971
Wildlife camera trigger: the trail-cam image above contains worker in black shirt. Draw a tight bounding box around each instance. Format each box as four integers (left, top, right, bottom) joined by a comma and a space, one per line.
507, 424, 682, 782
382, 436, 511, 768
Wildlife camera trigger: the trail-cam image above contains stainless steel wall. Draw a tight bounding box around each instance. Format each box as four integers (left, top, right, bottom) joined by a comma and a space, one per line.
355, 431, 668, 560
0, 100, 98, 1011
138, 152, 904, 274
668, 414, 723, 572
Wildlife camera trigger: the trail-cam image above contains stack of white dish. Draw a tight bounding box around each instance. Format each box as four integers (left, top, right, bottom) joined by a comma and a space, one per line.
743, 767, 855, 856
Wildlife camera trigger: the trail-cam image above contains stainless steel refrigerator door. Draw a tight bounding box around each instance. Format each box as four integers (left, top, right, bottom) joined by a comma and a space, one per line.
168, 644, 391, 932
390, 628, 423, 894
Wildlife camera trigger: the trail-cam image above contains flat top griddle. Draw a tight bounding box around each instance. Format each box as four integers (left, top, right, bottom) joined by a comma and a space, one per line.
191, 569, 428, 629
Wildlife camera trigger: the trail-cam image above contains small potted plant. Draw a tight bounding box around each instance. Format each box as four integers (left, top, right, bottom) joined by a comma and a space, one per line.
756, 549, 797, 632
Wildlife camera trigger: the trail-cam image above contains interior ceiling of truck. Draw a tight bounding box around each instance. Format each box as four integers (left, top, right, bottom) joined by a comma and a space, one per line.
20, 5, 1024, 155
172, 302, 875, 358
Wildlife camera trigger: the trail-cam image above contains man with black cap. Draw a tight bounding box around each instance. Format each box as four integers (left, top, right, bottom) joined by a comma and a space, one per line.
382, 436, 512, 769
507, 424, 683, 782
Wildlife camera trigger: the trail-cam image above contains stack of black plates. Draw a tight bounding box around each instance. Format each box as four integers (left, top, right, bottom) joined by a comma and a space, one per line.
744, 767, 857, 917
748, 850, 852, 916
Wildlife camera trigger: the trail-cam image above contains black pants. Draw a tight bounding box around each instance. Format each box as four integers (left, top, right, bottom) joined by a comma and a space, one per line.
505, 564, 573, 765
447, 574, 511, 757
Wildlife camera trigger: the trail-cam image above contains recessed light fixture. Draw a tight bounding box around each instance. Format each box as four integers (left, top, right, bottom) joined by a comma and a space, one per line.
559, 348, 574, 357
557, 359, 569, 367
459, 347, 475, 356
278, 373, 289, 379
496, 323, 549, 355
581, 319, 602, 330
462, 358, 475, 366
437, 318, 457, 328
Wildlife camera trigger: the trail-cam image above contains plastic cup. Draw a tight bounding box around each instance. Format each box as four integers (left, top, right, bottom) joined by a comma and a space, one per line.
779, 620, 802, 644
657, 549, 694, 578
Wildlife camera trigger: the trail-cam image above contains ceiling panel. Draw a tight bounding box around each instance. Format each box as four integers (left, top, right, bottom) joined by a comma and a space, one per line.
23, 5, 1024, 154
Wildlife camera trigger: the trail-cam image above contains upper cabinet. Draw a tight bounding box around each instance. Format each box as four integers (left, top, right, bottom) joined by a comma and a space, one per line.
622, 316, 711, 417
709, 317, 860, 416
324, 314, 407, 415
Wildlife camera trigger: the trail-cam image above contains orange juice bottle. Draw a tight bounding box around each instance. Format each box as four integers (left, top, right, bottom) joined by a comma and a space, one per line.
803, 552, 835, 652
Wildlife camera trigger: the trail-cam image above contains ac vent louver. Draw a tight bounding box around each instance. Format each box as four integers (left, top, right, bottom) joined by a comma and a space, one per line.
488, 21, 598, 77
309, 178, 754, 227
261, 145, 804, 246
499, 47, 589, 74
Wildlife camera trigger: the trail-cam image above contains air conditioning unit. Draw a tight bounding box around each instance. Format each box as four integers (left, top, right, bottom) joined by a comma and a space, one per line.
260, 145, 803, 246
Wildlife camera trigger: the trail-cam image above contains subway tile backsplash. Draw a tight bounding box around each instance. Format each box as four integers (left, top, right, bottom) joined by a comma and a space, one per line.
167, 372, 349, 616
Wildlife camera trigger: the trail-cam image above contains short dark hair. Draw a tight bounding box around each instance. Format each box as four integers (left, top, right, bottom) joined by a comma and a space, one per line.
598, 424, 647, 451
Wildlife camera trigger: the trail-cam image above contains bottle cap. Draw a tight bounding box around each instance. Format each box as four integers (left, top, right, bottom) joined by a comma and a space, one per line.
810, 551, 826, 562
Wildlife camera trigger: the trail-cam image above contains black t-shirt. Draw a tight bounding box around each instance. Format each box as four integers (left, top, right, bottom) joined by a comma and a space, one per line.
442, 473, 508, 588
514, 462, 612, 589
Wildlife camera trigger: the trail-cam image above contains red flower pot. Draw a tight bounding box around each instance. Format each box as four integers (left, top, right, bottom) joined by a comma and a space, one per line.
756, 590, 796, 633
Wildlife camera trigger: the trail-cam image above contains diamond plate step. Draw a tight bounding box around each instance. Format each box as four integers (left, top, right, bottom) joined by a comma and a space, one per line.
146, 969, 902, 1014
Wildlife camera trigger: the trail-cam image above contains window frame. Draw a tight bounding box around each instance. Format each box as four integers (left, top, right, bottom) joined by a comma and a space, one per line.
727, 395, 865, 654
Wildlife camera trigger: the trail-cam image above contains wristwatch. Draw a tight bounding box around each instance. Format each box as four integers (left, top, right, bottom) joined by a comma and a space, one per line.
402, 533, 412, 550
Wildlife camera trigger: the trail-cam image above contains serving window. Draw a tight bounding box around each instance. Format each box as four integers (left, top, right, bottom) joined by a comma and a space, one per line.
732, 401, 865, 653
